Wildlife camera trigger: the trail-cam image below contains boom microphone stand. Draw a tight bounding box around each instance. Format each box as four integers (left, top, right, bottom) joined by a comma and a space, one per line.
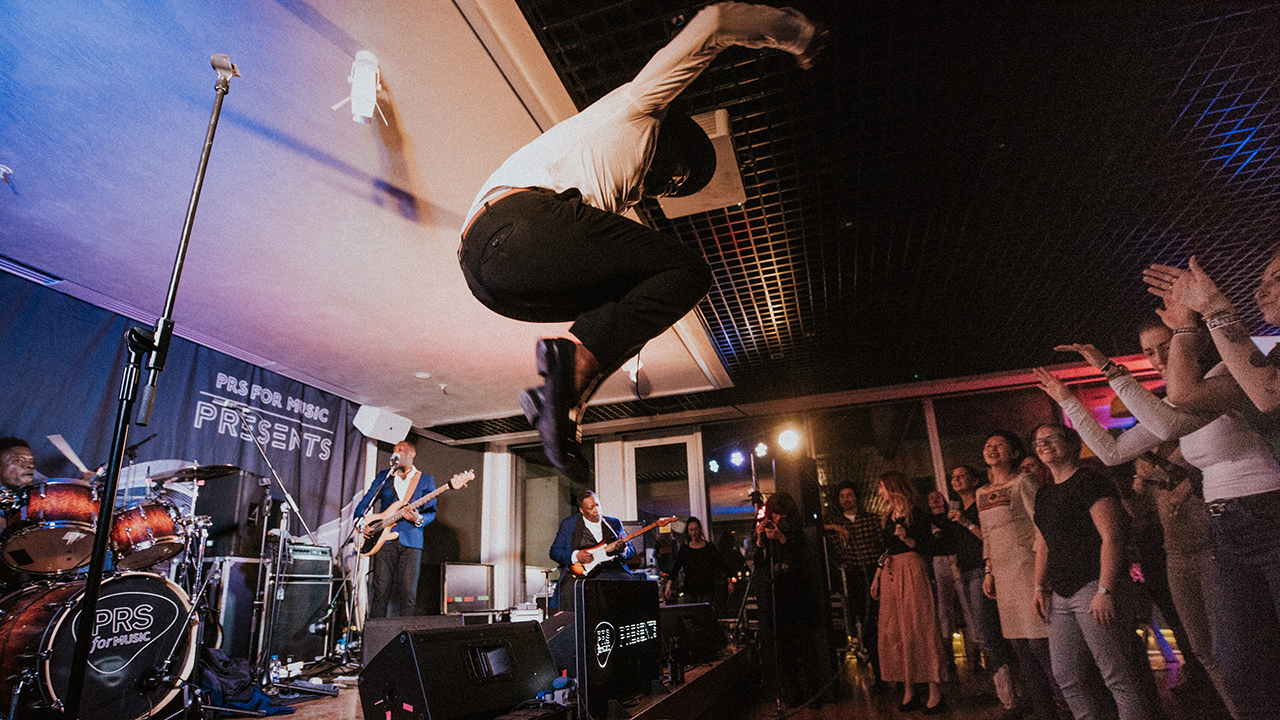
63, 53, 239, 719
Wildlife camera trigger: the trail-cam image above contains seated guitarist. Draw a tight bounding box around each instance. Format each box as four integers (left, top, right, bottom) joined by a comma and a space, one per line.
354, 441, 436, 618
549, 490, 635, 611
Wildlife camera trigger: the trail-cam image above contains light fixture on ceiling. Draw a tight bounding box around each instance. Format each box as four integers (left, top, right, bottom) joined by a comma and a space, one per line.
334, 50, 386, 125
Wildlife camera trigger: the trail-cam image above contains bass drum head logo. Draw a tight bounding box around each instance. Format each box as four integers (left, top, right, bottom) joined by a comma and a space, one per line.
45, 574, 194, 720
594, 621, 615, 668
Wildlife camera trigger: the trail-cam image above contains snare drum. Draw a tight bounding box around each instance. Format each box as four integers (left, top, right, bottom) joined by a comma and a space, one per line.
0, 572, 197, 720
111, 502, 186, 570
0, 480, 99, 574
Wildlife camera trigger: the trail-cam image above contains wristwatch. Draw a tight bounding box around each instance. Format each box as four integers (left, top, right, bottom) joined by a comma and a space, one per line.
1096, 585, 1109, 595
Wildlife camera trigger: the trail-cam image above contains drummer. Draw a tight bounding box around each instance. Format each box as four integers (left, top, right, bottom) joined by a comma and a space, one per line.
0, 438, 38, 592
0, 437, 38, 492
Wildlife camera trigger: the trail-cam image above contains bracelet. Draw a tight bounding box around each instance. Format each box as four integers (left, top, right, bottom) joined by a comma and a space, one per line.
1172, 326, 1206, 337
1205, 309, 1243, 331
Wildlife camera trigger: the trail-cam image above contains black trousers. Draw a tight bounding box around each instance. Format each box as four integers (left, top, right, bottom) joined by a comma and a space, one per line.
459, 188, 713, 371
368, 542, 421, 619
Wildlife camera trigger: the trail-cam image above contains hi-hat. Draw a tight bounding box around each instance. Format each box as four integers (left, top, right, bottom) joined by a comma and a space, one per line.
149, 464, 239, 483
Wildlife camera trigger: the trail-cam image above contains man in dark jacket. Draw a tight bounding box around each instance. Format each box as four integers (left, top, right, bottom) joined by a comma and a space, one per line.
549, 490, 634, 610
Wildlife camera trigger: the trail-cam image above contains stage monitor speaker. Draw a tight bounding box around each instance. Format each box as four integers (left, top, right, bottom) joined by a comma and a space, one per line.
659, 602, 727, 663
540, 611, 576, 676
358, 622, 557, 720
363, 615, 465, 663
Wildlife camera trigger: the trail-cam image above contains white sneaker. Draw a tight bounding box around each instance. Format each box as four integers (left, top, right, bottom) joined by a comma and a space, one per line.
993, 664, 1015, 710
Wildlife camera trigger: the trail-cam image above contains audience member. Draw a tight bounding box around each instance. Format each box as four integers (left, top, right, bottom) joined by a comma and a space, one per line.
664, 516, 721, 607
926, 490, 965, 680
948, 465, 1017, 713
823, 481, 886, 687
1035, 323, 1229, 707
754, 492, 823, 707
978, 431, 1069, 720
1031, 422, 1157, 720
872, 471, 947, 713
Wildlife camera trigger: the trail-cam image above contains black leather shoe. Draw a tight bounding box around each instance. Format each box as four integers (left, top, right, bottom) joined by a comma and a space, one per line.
522, 339, 593, 482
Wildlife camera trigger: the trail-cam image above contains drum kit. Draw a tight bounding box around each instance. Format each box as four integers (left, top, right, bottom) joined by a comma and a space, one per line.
0, 462, 238, 720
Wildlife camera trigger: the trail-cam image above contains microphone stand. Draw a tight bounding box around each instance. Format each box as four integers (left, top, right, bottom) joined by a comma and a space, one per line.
331, 460, 394, 664
63, 53, 239, 720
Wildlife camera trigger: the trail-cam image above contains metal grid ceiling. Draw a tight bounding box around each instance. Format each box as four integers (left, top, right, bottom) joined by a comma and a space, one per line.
426, 1, 1280, 442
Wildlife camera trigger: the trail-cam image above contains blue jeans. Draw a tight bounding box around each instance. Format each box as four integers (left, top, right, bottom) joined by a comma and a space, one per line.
961, 567, 1012, 671
1049, 581, 1154, 720
1206, 489, 1280, 720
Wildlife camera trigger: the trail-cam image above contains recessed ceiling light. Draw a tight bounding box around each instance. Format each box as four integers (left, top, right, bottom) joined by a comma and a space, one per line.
414, 372, 432, 379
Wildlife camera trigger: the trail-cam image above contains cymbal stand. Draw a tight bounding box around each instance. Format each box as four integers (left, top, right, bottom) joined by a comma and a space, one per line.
145, 557, 219, 703
255, 501, 290, 686
63, 53, 239, 720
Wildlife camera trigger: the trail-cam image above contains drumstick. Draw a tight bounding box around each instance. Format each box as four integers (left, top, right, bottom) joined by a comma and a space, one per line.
47, 434, 91, 474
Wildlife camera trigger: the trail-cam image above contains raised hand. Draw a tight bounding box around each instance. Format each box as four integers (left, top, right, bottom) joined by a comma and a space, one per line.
1053, 343, 1109, 369
1034, 367, 1074, 403
1144, 256, 1231, 316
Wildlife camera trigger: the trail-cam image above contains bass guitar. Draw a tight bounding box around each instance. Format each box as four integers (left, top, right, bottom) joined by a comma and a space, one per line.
358, 469, 474, 557
570, 515, 677, 577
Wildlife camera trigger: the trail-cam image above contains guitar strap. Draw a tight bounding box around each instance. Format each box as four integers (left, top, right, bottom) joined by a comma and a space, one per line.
402, 469, 422, 507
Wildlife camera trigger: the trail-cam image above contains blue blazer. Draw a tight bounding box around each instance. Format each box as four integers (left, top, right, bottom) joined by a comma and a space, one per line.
354, 468, 436, 549
549, 513, 634, 608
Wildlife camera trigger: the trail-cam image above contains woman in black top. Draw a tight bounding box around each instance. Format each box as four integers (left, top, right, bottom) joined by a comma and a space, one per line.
754, 492, 821, 707
1031, 422, 1155, 720
665, 516, 720, 606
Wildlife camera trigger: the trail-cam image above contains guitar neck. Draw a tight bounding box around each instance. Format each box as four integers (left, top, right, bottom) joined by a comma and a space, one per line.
616, 520, 663, 545
379, 480, 449, 527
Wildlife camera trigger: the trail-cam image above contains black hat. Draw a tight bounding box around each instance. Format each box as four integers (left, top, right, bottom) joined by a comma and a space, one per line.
642, 113, 717, 199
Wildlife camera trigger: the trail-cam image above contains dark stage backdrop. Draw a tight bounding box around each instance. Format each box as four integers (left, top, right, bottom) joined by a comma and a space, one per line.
0, 272, 367, 546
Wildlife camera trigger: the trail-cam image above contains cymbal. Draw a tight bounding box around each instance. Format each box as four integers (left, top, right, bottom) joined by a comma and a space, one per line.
149, 464, 239, 483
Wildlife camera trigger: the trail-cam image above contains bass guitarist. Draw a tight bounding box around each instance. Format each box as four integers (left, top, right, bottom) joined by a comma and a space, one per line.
549, 490, 635, 612
354, 441, 435, 618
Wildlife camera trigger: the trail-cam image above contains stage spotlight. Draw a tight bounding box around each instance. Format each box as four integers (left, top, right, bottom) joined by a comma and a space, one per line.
730, 450, 746, 467
755, 442, 768, 458
708, 459, 720, 473
777, 429, 800, 451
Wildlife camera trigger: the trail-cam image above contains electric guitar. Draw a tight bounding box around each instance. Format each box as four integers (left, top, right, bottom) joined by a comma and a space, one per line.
358, 469, 474, 557
570, 515, 677, 577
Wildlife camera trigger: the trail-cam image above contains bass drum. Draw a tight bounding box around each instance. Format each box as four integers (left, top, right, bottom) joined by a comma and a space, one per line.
0, 573, 197, 720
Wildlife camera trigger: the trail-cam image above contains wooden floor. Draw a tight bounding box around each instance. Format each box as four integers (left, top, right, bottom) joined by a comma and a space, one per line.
281, 637, 1232, 720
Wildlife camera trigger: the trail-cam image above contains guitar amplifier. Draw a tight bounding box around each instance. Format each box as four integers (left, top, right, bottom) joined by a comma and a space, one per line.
268, 540, 332, 579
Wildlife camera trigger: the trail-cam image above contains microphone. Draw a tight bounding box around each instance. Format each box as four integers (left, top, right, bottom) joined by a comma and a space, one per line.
123, 432, 157, 456
389, 453, 400, 468
308, 620, 328, 635
211, 397, 255, 414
